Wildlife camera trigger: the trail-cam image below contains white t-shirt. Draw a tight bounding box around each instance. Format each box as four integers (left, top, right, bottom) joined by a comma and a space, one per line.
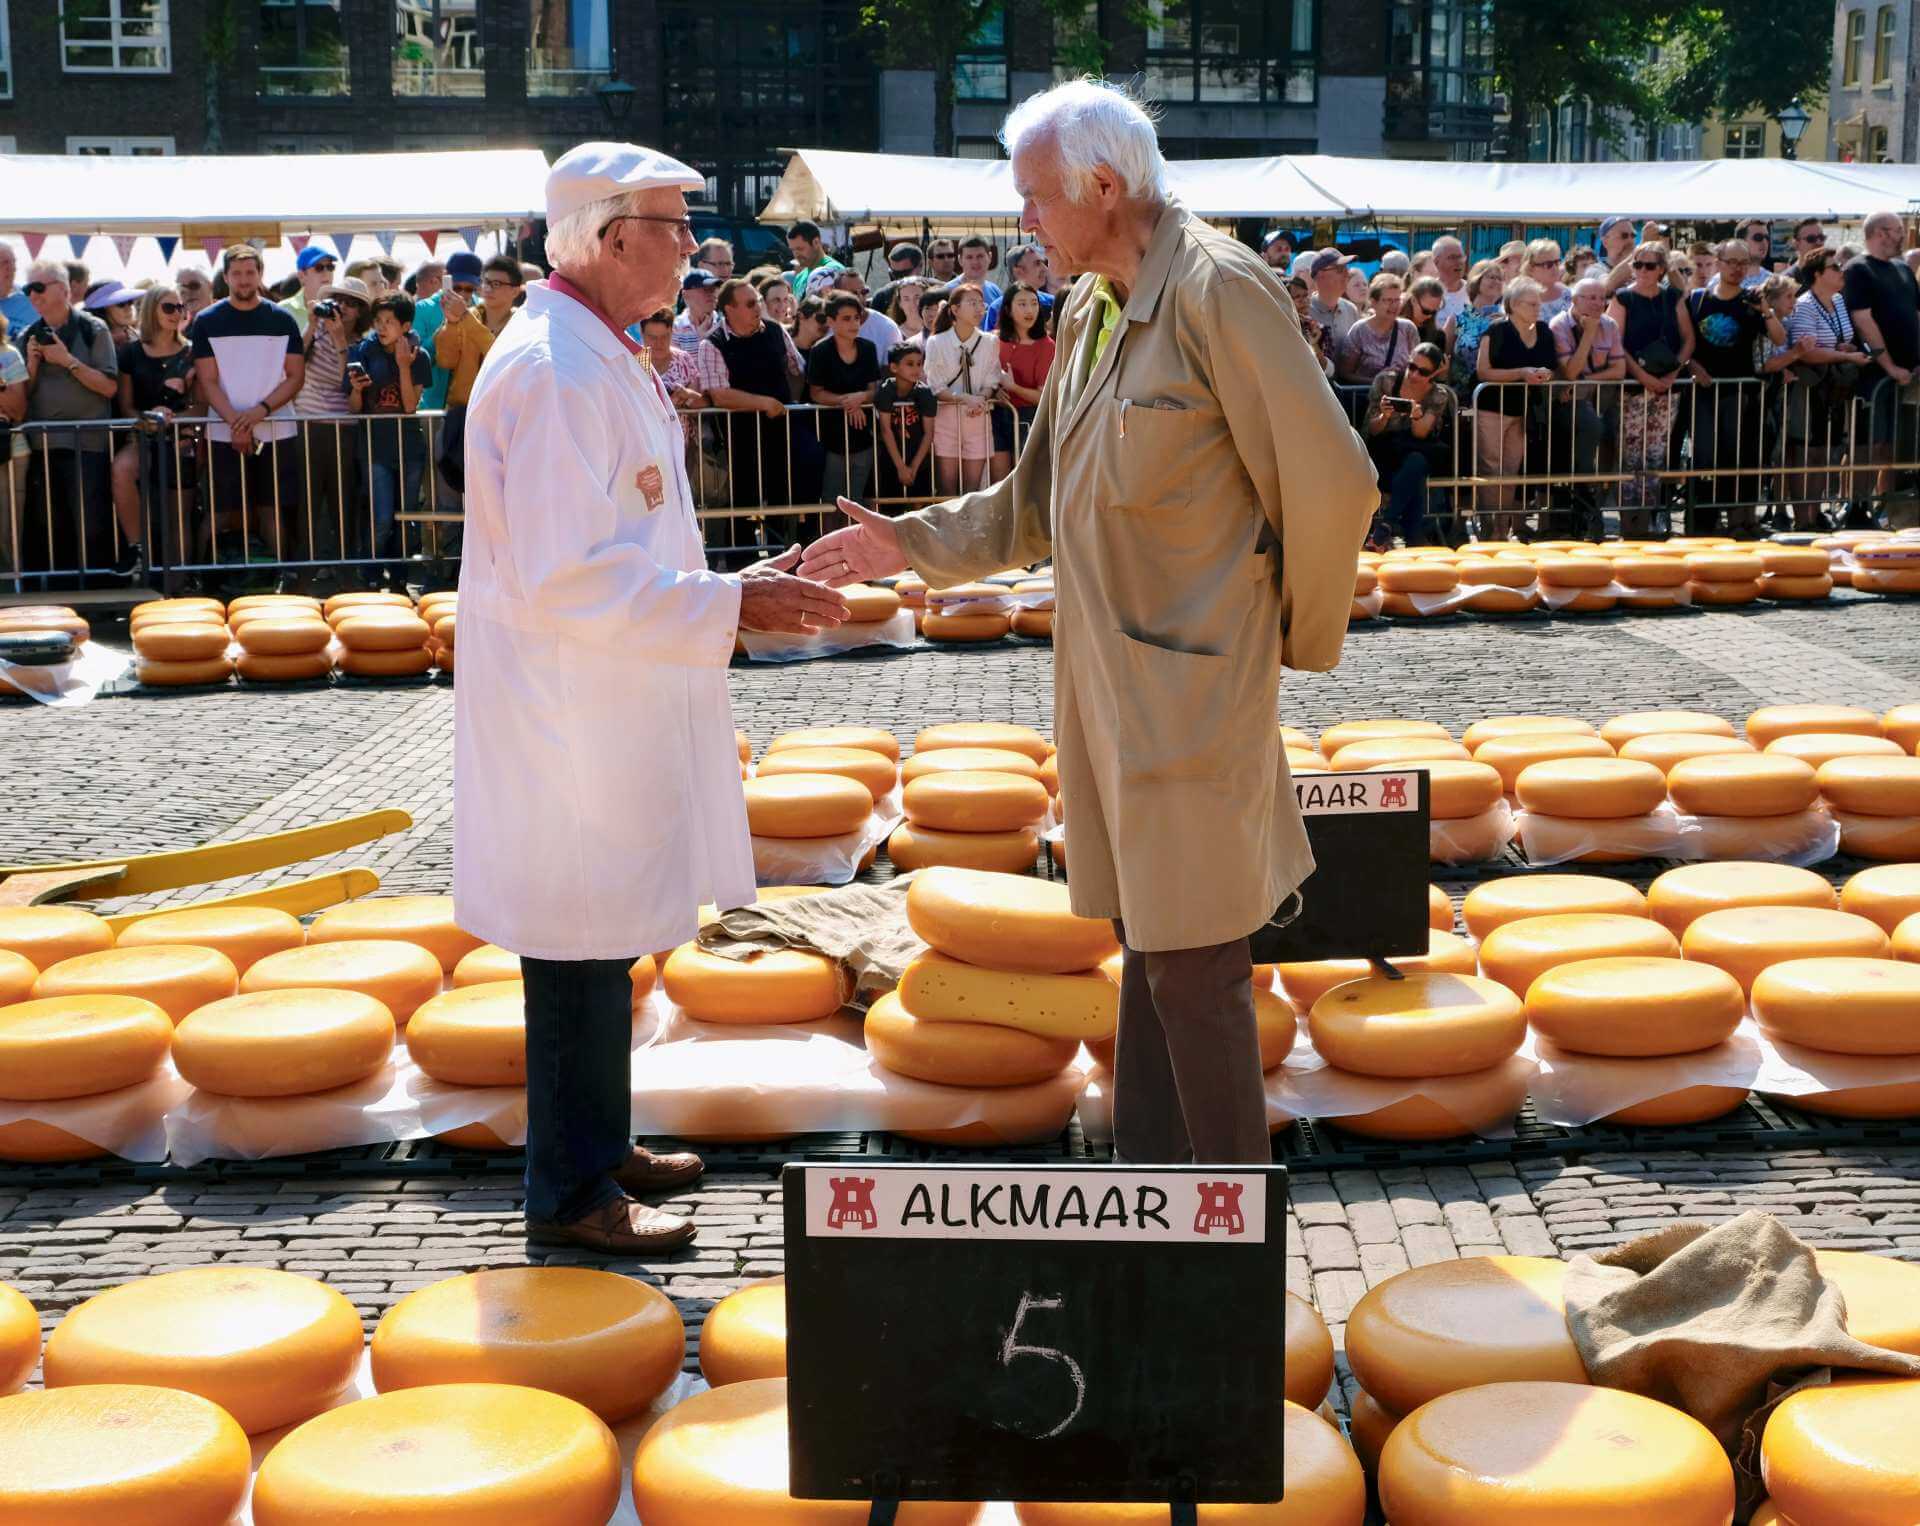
1436, 283, 1472, 327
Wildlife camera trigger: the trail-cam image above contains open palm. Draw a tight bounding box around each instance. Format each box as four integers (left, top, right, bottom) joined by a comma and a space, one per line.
798, 497, 910, 588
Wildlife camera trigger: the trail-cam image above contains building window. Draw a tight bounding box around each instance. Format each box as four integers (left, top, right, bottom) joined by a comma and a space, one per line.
1845, 9, 1866, 85
1869, 123, 1891, 160
393, 0, 483, 97
955, 6, 1007, 103
1874, 5, 1895, 84
955, 137, 1002, 159
62, 0, 170, 73
1724, 122, 1765, 159
260, 2, 349, 96
67, 136, 175, 154
0, 0, 11, 99
528, 0, 610, 96
1143, 0, 1316, 106
1386, 0, 1495, 141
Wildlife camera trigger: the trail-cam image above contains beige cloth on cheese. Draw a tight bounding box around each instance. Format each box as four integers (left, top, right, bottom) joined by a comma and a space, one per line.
696, 875, 924, 1003
1562, 1210, 1920, 1519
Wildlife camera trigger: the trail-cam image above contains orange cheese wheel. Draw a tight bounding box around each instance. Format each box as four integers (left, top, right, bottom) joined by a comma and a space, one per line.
887, 822, 1040, 873
767, 725, 901, 761
1351, 596, 1382, 621
913, 722, 1051, 764
1318, 718, 1451, 757
1666, 752, 1819, 817
1472, 732, 1615, 791
227, 597, 320, 622
1686, 550, 1765, 582
900, 745, 1044, 783
1762, 572, 1833, 600
1647, 861, 1839, 936
1284, 1292, 1335, 1410
1536, 554, 1613, 588
0, 1283, 35, 1396
133, 595, 225, 619
1549, 588, 1620, 612
1690, 579, 1762, 606
1607, 1084, 1750, 1125
1682, 906, 1891, 993
0, 1384, 251, 1524
1517, 808, 1675, 863
252, 1383, 621, 1526
1350, 1387, 1402, 1476
404, 981, 525, 1085
1277, 929, 1476, 1012
1478, 913, 1680, 997
1751, 957, 1920, 1054
903, 770, 1049, 832
1346, 1256, 1586, 1417
1460, 716, 1598, 750
240, 939, 445, 1023
1883, 704, 1920, 753
1856, 566, 1920, 593
31, 944, 237, 1025
840, 584, 902, 622
45, 1267, 363, 1436
137, 656, 232, 687
1818, 753, 1920, 816
132, 623, 229, 662
1328, 1061, 1531, 1141
171, 988, 394, 1097
115, 905, 303, 973
1620, 586, 1692, 608
1378, 560, 1458, 593
1788, 1078, 1920, 1118
1613, 555, 1692, 587
234, 616, 332, 655
898, 951, 1116, 1041
755, 746, 897, 802
1454, 556, 1537, 589
631, 953, 657, 1000
236, 650, 334, 683
1762, 1375, 1920, 1526
323, 590, 412, 617
1815, 1249, 1920, 1356
1833, 810, 1920, 859
699, 1277, 787, 1387
1429, 884, 1454, 931
633, 1378, 978, 1526
1039, 753, 1060, 793
372, 1267, 682, 1424
436, 1122, 514, 1150
1461, 874, 1648, 940
0, 1118, 110, 1162
306, 894, 481, 974
1759, 545, 1832, 576
452, 943, 522, 986
1768, 732, 1907, 772
1601, 710, 1737, 748
1463, 585, 1540, 614
1616, 731, 1756, 774
907, 866, 1118, 974
1525, 956, 1743, 1057
1434, 801, 1509, 865
1354, 565, 1379, 595
662, 945, 844, 1024
0, 992, 172, 1101
1746, 703, 1884, 748
337, 646, 433, 677
1514, 757, 1666, 818
1381, 1382, 1733, 1526
1685, 809, 1837, 864
889, 1075, 1083, 1147
1309, 972, 1524, 1077
1329, 737, 1473, 771
332, 609, 431, 650
923, 580, 1007, 607
1842, 864, 1920, 934
0, 949, 35, 1006
1395, 759, 1504, 820
1286, 746, 1329, 773
922, 611, 1010, 641
865, 989, 1076, 1086
742, 773, 872, 839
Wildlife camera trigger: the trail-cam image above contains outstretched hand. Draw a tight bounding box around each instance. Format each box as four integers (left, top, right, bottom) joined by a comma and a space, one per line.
736, 543, 850, 635
797, 497, 910, 588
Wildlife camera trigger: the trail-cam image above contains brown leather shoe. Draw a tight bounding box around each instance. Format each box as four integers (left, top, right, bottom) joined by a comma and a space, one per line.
525, 1197, 696, 1254
611, 1145, 705, 1196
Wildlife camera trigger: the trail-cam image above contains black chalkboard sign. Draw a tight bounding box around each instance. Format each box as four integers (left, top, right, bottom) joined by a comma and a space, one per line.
783, 1162, 1290, 1506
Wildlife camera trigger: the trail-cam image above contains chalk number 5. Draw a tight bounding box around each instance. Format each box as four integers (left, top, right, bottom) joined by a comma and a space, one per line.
999, 1292, 1086, 1439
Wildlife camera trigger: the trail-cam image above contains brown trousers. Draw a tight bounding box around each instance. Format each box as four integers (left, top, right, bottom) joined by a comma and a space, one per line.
1109, 919, 1273, 1164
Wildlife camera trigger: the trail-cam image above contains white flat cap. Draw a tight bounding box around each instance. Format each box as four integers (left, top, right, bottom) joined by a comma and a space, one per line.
545, 141, 705, 226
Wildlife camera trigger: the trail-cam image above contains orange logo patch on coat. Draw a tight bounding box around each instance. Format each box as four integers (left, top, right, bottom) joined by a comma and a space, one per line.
635, 463, 665, 509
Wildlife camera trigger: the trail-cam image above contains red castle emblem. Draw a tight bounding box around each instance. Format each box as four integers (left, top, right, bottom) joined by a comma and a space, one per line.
1193, 1182, 1245, 1236
826, 1176, 878, 1231
1377, 775, 1409, 808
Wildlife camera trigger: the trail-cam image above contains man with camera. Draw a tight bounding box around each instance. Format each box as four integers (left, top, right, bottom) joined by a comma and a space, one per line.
1684, 239, 1785, 537
18, 259, 118, 577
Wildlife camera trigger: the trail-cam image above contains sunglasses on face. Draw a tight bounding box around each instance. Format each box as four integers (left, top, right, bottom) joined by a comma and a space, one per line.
452, 283, 478, 296
157, 301, 184, 314
23, 282, 52, 295
1632, 260, 1662, 270
1407, 364, 1438, 378
1801, 232, 1826, 244
311, 260, 337, 271
1748, 233, 1771, 243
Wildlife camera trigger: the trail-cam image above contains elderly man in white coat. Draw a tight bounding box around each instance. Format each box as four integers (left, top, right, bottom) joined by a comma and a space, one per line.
454, 142, 848, 1255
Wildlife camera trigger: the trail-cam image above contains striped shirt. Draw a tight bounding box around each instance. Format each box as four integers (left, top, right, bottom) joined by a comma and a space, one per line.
1786, 291, 1854, 351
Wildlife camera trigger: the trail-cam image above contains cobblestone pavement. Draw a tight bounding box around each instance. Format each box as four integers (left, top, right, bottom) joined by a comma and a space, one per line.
4, 593, 1920, 1421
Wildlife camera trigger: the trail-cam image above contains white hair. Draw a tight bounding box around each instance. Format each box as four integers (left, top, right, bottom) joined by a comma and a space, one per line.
545, 187, 646, 272
25, 259, 65, 287
1571, 275, 1608, 299
1431, 235, 1464, 256
1000, 77, 1169, 206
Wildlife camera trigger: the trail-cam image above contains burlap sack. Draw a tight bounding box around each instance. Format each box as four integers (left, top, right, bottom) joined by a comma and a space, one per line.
696, 874, 924, 1002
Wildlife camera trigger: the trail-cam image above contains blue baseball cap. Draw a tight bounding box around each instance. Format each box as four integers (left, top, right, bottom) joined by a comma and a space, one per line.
445, 251, 485, 283
682, 269, 719, 291
295, 246, 338, 272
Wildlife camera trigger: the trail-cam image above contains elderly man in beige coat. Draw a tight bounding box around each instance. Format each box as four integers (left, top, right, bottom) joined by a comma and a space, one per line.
802, 79, 1376, 1164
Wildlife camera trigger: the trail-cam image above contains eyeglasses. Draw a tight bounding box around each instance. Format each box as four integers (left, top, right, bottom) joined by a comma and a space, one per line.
1748, 232, 1771, 243
1800, 232, 1827, 244
598, 213, 695, 239
1407, 364, 1438, 379
481, 276, 517, 290
23, 282, 52, 295
451, 283, 478, 296
157, 301, 184, 314
1632, 260, 1663, 270
310, 260, 337, 272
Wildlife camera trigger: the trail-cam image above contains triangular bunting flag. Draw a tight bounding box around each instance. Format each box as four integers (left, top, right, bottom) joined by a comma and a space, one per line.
111, 234, 138, 264
289, 233, 309, 253
457, 225, 482, 249
420, 230, 439, 255
155, 234, 179, 262
22, 232, 46, 259
372, 230, 398, 257
202, 236, 225, 262
329, 231, 357, 264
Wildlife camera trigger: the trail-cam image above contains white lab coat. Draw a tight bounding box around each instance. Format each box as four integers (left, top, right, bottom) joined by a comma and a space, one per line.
452, 282, 752, 960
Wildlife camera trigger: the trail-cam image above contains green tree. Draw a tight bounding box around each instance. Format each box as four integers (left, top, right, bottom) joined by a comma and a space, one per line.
1646, 4, 1831, 127
1487, 0, 1670, 159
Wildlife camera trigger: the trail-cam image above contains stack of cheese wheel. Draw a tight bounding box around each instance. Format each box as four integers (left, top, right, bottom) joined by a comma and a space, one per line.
662, 940, 845, 1027
1758, 541, 1834, 600
0, 993, 173, 1161
1615, 727, 1755, 775
329, 594, 434, 680
0, 601, 88, 647
921, 581, 1010, 643
699, 1277, 787, 1386
1818, 752, 1920, 859
756, 744, 897, 811
1528, 956, 1749, 1124
835, 582, 904, 637
890, 723, 1051, 873
417, 590, 457, 672
1753, 956, 1920, 1119
1480, 911, 1681, 998
892, 573, 928, 631
130, 597, 232, 687
1601, 709, 1737, 751
173, 988, 397, 1099
1513, 756, 1670, 862
1472, 728, 1614, 796
879, 867, 1113, 1144
1685, 548, 1765, 605
229, 594, 333, 683
1536, 553, 1617, 613
1276, 927, 1478, 1013
1377, 555, 1458, 618
241, 938, 444, 1025
1455, 553, 1539, 615
32, 943, 239, 1024
1613, 548, 1692, 610
43, 1266, 364, 1435
743, 768, 873, 855
1010, 576, 1054, 639
0, 1282, 35, 1394
115, 904, 304, 974
306, 893, 481, 974
1683, 903, 1890, 1000
1745, 702, 1885, 749
1401, 759, 1509, 864
1647, 861, 1839, 938
1853, 536, 1920, 595
1352, 559, 1381, 620
1667, 752, 1828, 862
1462, 872, 1651, 941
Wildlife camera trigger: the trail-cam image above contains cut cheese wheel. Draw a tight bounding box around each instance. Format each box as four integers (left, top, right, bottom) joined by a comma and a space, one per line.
1751, 957, 1920, 1053
323, 590, 412, 617
1647, 861, 1839, 935
252, 1383, 621, 1526
1477, 913, 1680, 997
45, 1267, 363, 1435
0, 1118, 109, 1162
1613, 555, 1691, 587
337, 646, 433, 677
0, 1283, 34, 1396
234, 616, 332, 655
453, 943, 523, 986
1345, 1256, 1586, 1416
913, 722, 1051, 764
1460, 716, 1598, 750
1818, 753, 1920, 816
1762, 1375, 1920, 1526
0, 949, 32, 1005
1759, 545, 1832, 576
240, 939, 445, 1023
1514, 757, 1666, 818
1395, 759, 1503, 820
1319, 718, 1451, 756
1833, 810, 1920, 859
1601, 710, 1737, 748
742, 773, 872, 839
1472, 732, 1615, 791
1329, 737, 1472, 771
0, 992, 172, 1100
1285, 1292, 1334, 1410
1682, 906, 1891, 993
767, 726, 901, 761
1309, 972, 1524, 1078
1277, 929, 1476, 1012
1788, 1078, 1920, 1118
1814, 1249, 1920, 1356
306, 894, 481, 973
1842, 864, 1920, 934
755, 746, 897, 802
1378, 560, 1458, 593
866, 989, 1077, 1085
887, 822, 1040, 873
1768, 732, 1907, 771
922, 611, 1010, 641
1617, 731, 1757, 773
133, 623, 229, 662
1746, 704, 1884, 748
0, 1384, 250, 1524
1380, 1381, 1733, 1526
1762, 572, 1833, 599
840, 584, 902, 622
1667, 753, 1818, 816
907, 866, 1118, 974
903, 769, 1049, 832
662, 945, 845, 1024
236, 651, 333, 682
633, 1378, 979, 1526
1349, 1387, 1402, 1476
1461, 875, 1649, 940
699, 1277, 786, 1387
1526, 956, 1743, 1057
32, 944, 238, 1025
372, 1267, 682, 1423
114, 905, 303, 973
1606, 1084, 1749, 1125
1535, 554, 1613, 588
404, 981, 524, 1085
137, 656, 232, 687
1883, 704, 1920, 753
898, 951, 1116, 1040
1429, 884, 1454, 931
171, 988, 394, 1097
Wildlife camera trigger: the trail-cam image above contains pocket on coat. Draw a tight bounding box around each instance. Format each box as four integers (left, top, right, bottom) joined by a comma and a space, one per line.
1106, 401, 1198, 512
1108, 628, 1233, 782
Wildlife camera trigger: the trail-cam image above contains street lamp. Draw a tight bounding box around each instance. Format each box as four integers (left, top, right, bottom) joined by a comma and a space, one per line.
1777, 98, 1812, 161
597, 76, 636, 127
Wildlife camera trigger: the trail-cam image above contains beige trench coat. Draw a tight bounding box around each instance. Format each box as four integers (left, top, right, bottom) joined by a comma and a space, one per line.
895, 204, 1377, 951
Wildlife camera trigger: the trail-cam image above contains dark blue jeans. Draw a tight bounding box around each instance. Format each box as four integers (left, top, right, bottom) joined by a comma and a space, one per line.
520, 955, 636, 1224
